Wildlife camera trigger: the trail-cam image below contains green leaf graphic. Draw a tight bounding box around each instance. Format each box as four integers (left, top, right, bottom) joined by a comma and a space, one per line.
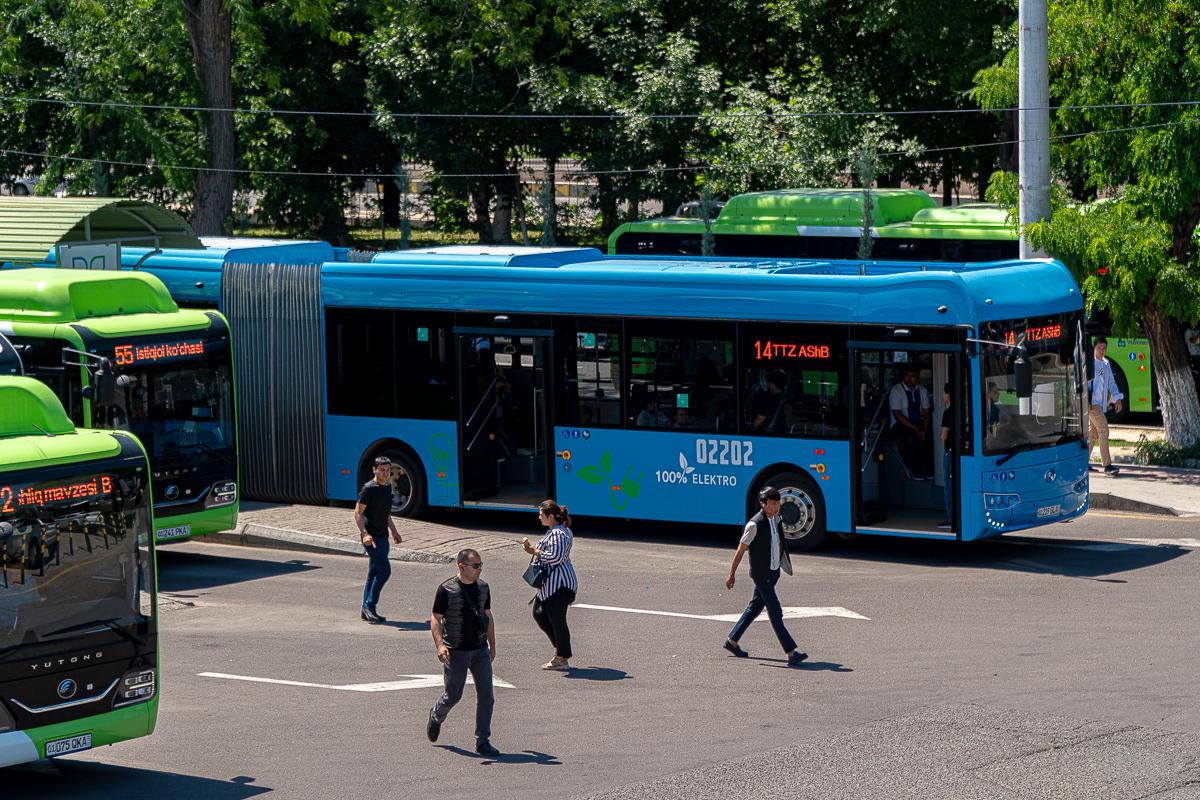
577, 465, 603, 484
600, 451, 612, 476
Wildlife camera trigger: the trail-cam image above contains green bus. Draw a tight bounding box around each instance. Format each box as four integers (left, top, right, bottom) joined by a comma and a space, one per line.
608, 188, 1154, 420
0, 269, 238, 540
0, 376, 158, 768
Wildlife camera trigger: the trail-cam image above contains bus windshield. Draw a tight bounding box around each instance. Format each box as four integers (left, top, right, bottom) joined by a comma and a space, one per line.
0, 457, 154, 659
980, 313, 1085, 456
96, 332, 235, 469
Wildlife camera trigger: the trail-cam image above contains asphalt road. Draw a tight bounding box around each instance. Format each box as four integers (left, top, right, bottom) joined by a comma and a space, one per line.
5, 508, 1200, 799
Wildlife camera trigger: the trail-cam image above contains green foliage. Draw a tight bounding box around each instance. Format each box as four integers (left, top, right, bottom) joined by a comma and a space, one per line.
1133, 435, 1200, 467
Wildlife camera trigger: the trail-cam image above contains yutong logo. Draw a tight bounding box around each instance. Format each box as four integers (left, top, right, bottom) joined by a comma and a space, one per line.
164, 484, 180, 501
57, 679, 78, 700
29, 651, 104, 672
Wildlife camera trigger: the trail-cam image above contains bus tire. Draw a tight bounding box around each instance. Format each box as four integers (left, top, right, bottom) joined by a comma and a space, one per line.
1107, 366, 1131, 423
25, 537, 43, 570
759, 472, 826, 552
378, 449, 426, 518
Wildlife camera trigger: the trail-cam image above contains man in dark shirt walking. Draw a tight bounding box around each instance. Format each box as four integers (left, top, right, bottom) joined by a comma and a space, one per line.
723, 486, 807, 666
355, 456, 403, 623
427, 548, 499, 757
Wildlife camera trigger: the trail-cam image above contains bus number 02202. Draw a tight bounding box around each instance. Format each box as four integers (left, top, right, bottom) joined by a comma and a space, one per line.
695, 439, 754, 467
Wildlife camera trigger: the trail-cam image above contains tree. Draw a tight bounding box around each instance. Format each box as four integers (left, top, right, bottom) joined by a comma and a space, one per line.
181, 0, 234, 234
975, 0, 1200, 446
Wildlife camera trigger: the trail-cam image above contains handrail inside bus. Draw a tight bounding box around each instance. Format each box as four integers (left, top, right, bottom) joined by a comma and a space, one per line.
861, 397, 890, 472
465, 377, 499, 429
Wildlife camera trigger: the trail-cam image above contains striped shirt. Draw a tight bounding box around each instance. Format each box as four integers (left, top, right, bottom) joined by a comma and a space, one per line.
535, 524, 578, 601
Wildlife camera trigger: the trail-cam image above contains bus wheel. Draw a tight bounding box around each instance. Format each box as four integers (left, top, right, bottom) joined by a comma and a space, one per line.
764, 472, 827, 552
380, 450, 426, 518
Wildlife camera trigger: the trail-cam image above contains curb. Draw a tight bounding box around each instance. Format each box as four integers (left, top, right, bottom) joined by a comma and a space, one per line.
206, 523, 454, 564
1088, 492, 1181, 517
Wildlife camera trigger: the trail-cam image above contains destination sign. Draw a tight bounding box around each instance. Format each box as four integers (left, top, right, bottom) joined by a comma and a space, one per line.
752, 340, 831, 361
1, 476, 114, 513
113, 340, 205, 367
1003, 323, 1062, 346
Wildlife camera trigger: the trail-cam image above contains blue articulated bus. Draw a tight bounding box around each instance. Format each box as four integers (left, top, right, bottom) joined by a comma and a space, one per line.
315, 247, 1089, 549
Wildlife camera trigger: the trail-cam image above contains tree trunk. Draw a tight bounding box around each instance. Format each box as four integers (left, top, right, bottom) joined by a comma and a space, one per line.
541, 157, 556, 246
182, 0, 235, 236
1143, 301, 1200, 447
472, 184, 493, 243
597, 174, 618, 235
941, 158, 955, 206
492, 175, 514, 244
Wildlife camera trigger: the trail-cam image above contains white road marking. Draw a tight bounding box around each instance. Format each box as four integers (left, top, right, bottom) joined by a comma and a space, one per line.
198, 672, 516, 691
1121, 538, 1200, 549
573, 603, 869, 622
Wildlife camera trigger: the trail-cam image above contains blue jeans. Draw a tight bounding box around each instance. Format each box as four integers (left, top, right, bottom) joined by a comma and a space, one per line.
432, 646, 494, 742
943, 450, 953, 523
727, 570, 797, 653
362, 539, 391, 610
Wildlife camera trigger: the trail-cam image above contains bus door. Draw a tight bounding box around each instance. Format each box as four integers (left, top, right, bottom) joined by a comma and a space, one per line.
455, 330, 553, 508
850, 344, 962, 536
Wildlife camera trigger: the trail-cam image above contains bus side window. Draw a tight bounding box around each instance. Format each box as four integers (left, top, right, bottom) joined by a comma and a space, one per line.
624, 321, 735, 433
739, 324, 850, 438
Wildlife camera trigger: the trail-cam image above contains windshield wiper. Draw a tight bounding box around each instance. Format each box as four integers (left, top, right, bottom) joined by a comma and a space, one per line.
39, 617, 146, 647
995, 442, 1046, 466
190, 442, 234, 466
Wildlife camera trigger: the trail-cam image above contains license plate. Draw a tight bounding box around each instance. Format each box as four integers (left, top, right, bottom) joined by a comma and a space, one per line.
1036, 504, 1061, 518
156, 524, 192, 540
45, 733, 92, 757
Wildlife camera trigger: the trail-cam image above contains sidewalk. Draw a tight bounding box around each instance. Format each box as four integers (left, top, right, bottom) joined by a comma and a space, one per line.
1088, 464, 1200, 517
206, 501, 521, 563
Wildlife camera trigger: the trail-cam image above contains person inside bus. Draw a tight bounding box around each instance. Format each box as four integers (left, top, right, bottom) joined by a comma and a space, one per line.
986, 382, 1010, 430
671, 406, 696, 430
888, 367, 932, 479
749, 369, 787, 433
938, 382, 954, 530
635, 395, 667, 427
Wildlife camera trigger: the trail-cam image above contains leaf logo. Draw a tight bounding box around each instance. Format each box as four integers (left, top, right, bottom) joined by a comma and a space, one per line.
678, 453, 695, 474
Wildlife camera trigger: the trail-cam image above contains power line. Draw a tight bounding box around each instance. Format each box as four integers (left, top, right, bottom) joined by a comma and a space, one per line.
4, 93, 1200, 121
2, 117, 1195, 183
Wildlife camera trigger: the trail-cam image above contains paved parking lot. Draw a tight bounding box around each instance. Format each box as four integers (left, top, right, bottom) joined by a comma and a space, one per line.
6, 509, 1200, 799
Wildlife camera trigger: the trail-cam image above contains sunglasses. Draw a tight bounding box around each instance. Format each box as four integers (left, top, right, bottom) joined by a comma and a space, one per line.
463, 562, 483, 569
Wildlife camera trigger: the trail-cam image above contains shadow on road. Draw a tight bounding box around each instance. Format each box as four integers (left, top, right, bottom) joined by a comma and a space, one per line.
745, 656, 854, 672
156, 548, 319, 592
378, 619, 431, 631
816, 534, 1192, 579
562, 666, 629, 681
435, 745, 562, 766
3, 761, 270, 799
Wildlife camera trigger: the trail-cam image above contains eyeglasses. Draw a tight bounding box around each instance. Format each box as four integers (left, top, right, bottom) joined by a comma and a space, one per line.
463, 562, 483, 569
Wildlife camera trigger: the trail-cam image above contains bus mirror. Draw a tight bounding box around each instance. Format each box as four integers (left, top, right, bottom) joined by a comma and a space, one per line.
90, 366, 117, 406
1014, 351, 1033, 409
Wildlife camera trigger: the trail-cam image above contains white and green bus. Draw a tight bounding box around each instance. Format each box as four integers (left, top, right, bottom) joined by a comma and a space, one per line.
0, 375, 158, 768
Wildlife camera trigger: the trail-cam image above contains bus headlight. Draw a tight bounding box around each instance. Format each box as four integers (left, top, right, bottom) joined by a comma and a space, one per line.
115, 668, 156, 707
205, 481, 238, 508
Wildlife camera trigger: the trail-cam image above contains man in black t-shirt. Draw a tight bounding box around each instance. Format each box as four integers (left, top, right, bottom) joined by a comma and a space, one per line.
427, 548, 499, 757
355, 456, 403, 623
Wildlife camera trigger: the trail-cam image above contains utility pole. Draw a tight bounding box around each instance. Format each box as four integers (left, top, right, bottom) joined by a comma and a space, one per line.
1018, 0, 1051, 258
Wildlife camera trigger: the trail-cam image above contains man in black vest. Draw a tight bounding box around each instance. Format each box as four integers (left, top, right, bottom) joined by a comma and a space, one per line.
427, 548, 499, 757
723, 487, 808, 666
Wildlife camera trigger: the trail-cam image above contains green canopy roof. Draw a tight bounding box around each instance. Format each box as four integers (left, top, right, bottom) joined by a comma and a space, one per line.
0, 197, 202, 265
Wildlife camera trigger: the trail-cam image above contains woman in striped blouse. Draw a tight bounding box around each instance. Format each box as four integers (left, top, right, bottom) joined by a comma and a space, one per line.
522, 500, 578, 671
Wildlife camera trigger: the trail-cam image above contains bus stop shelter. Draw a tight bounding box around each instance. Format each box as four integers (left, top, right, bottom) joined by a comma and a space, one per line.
0, 196, 202, 268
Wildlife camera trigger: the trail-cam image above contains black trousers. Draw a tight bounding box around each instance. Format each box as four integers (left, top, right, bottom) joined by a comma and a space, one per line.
892, 424, 932, 477
532, 587, 576, 659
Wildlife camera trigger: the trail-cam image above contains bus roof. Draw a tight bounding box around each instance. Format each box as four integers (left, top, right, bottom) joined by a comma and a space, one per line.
39, 239, 338, 306
0, 267, 180, 324
322, 248, 1082, 327
605, 189, 1017, 250
718, 188, 937, 227
876, 204, 1016, 241
0, 378, 127, 468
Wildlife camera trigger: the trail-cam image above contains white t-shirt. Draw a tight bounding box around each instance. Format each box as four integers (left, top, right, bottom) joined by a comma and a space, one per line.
739, 515, 781, 570
888, 382, 930, 428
